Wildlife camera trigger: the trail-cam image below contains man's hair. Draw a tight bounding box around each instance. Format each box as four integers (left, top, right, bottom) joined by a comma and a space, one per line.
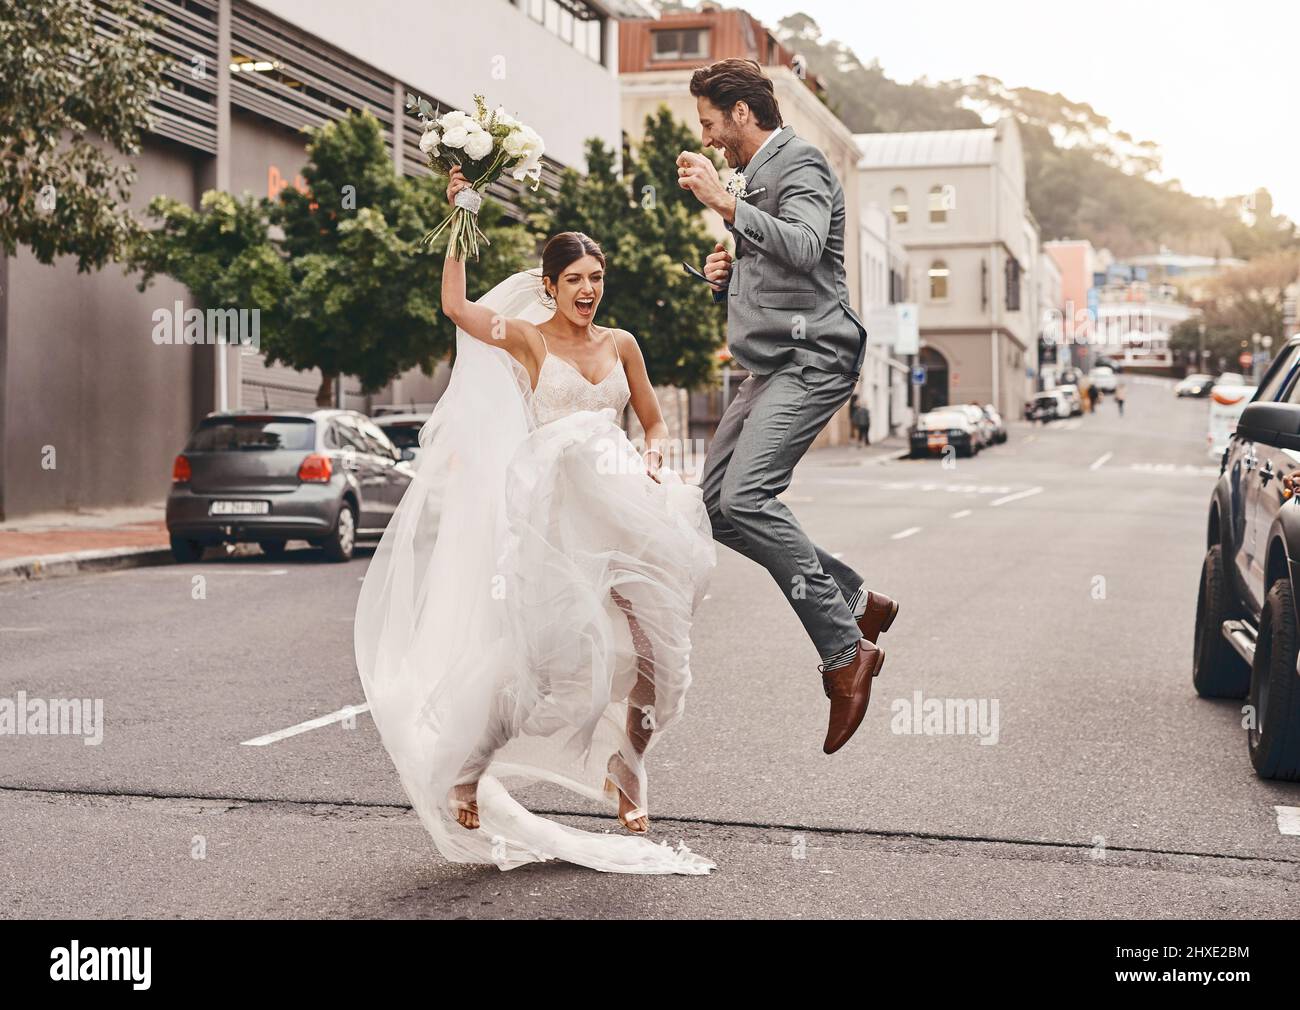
689, 59, 783, 131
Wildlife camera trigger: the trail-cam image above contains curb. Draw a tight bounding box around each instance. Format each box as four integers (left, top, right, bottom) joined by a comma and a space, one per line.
0, 545, 174, 586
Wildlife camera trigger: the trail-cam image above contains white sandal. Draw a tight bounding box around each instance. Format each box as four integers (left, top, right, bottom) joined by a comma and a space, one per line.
604, 755, 648, 833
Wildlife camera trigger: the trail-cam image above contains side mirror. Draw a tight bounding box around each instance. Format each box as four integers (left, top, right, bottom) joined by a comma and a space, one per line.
1236, 400, 1300, 449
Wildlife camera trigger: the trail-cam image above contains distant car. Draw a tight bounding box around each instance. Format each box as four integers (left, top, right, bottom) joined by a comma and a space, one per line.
981, 404, 1008, 444
1215, 372, 1246, 386
166, 410, 413, 563
375, 412, 429, 465
1095, 356, 1122, 373
1207, 382, 1258, 459
1055, 384, 1084, 417
909, 409, 979, 458
1176, 373, 1215, 398
1058, 367, 1083, 388
1027, 390, 1069, 422
1088, 365, 1118, 393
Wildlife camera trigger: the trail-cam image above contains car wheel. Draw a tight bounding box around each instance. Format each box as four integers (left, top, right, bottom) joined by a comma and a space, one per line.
169, 536, 203, 564
322, 501, 356, 562
1247, 579, 1300, 780
1192, 545, 1250, 698
260, 539, 288, 559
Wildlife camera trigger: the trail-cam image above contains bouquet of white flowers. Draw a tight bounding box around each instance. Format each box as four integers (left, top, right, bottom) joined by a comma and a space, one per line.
407, 92, 544, 260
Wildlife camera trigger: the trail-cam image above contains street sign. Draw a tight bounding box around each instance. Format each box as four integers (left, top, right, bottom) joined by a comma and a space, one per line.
1238, 351, 1252, 367
911, 365, 926, 386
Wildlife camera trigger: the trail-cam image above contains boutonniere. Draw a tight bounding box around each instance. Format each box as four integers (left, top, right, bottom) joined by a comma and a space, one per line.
725, 171, 766, 201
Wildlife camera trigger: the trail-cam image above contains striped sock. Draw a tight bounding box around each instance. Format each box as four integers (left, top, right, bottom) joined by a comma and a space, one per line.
847, 587, 868, 620
819, 639, 862, 674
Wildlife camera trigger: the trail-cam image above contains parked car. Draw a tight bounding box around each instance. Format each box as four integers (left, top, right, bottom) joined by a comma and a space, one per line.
953, 403, 994, 449
1058, 367, 1083, 388
909, 409, 980, 458
1175, 373, 1215, 398
981, 404, 1008, 444
1026, 391, 1068, 422
1055, 384, 1084, 417
1194, 337, 1300, 779
375, 412, 430, 465
166, 409, 413, 563
1087, 365, 1118, 393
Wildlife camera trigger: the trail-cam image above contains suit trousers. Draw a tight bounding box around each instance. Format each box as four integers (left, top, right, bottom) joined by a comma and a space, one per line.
700, 363, 864, 662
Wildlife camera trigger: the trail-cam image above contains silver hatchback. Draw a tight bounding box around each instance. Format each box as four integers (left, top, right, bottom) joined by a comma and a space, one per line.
166, 409, 414, 562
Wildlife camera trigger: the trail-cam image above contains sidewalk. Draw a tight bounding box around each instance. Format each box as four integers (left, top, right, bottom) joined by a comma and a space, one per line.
808, 431, 910, 467
0, 504, 172, 584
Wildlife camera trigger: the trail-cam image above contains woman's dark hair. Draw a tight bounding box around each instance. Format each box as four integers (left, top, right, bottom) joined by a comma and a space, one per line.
540, 231, 605, 301
689, 59, 783, 131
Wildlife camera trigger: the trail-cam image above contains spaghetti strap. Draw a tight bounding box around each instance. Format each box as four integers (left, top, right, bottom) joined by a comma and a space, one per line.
608, 328, 622, 365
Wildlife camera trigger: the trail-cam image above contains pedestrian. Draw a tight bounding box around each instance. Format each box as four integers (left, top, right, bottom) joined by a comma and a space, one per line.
1115, 382, 1126, 417
1087, 383, 1100, 413
850, 393, 871, 446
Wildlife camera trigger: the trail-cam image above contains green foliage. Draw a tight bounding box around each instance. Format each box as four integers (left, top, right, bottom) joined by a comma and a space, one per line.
0, 0, 163, 271
1170, 251, 1300, 365
131, 110, 531, 402
522, 106, 726, 390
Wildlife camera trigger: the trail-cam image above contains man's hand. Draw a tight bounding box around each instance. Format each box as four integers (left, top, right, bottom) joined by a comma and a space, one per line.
677, 151, 736, 222
704, 242, 732, 291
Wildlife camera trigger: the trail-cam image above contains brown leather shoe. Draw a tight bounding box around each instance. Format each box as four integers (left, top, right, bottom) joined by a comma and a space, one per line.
821, 640, 885, 754
856, 591, 899, 644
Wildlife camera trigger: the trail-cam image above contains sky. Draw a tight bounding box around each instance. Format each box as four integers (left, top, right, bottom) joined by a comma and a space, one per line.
732, 0, 1300, 224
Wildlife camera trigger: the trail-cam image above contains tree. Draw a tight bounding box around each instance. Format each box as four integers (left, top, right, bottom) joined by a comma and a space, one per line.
131, 110, 532, 405
0, 0, 162, 271
523, 106, 726, 390
1171, 251, 1300, 365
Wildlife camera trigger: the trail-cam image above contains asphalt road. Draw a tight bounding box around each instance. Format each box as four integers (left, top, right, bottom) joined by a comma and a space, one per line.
2, 377, 1298, 918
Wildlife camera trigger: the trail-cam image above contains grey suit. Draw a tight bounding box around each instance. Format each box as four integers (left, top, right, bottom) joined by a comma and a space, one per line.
701, 125, 868, 664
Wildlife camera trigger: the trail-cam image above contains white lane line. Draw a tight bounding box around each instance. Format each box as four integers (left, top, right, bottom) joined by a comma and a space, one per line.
891, 527, 922, 540
951, 509, 972, 519
1090, 452, 1113, 471
1276, 806, 1300, 836
241, 703, 370, 746
990, 486, 1044, 508
832, 552, 844, 559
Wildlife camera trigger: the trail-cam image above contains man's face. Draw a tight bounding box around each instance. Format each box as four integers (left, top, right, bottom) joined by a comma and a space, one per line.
696, 97, 744, 169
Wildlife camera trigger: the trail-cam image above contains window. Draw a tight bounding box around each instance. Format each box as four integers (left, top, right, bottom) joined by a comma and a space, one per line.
1005, 256, 1022, 312
652, 28, 709, 60
1265, 347, 1300, 401
526, 0, 604, 64
929, 185, 952, 224
929, 261, 950, 301
890, 187, 909, 225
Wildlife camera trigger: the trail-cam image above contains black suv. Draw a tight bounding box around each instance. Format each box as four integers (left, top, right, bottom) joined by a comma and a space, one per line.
1193, 337, 1300, 779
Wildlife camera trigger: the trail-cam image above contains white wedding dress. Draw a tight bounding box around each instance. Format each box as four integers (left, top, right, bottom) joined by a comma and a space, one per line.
354, 269, 718, 874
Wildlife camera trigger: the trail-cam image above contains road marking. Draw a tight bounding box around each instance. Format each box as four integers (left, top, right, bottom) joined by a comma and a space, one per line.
1277, 806, 1300, 836
801, 478, 1016, 496
990, 486, 1044, 508
241, 703, 370, 746
891, 527, 922, 540
951, 510, 972, 519
832, 552, 844, 559
1090, 452, 1113, 471
1129, 463, 1220, 476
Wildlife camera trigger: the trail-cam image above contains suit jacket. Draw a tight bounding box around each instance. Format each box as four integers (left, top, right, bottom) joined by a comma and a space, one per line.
712, 124, 868, 376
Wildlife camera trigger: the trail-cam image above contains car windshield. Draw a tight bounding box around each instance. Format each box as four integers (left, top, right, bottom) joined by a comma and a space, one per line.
923, 413, 967, 427
187, 418, 315, 452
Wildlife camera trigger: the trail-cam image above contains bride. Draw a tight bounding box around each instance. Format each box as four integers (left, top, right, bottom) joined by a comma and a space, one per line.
353, 166, 717, 874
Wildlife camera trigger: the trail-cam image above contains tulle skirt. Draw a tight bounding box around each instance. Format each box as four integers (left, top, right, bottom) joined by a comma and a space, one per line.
355, 345, 717, 874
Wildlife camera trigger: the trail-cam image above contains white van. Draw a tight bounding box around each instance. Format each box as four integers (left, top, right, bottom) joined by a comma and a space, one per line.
1207, 383, 1258, 459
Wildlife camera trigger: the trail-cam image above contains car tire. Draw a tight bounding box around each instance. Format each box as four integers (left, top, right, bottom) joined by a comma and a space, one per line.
1192, 545, 1251, 698
260, 539, 288, 559
169, 536, 203, 564
1247, 579, 1300, 780
322, 501, 356, 563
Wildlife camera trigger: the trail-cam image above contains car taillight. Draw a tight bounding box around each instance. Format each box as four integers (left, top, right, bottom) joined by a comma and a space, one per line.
298, 453, 333, 483
172, 454, 191, 483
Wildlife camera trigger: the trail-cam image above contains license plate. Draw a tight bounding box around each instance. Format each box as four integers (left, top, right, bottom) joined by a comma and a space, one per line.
927, 434, 948, 448
209, 500, 269, 516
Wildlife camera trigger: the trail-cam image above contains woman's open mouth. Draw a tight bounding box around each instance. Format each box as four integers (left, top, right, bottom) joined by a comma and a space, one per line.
575, 296, 595, 316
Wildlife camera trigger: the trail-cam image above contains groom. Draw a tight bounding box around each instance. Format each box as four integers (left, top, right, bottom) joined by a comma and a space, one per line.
677, 59, 899, 754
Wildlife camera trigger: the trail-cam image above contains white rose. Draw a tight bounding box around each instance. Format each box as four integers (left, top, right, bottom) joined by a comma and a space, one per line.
503, 128, 529, 158
492, 105, 518, 129
418, 129, 440, 154
441, 126, 469, 149
463, 128, 493, 161
438, 109, 471, 131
